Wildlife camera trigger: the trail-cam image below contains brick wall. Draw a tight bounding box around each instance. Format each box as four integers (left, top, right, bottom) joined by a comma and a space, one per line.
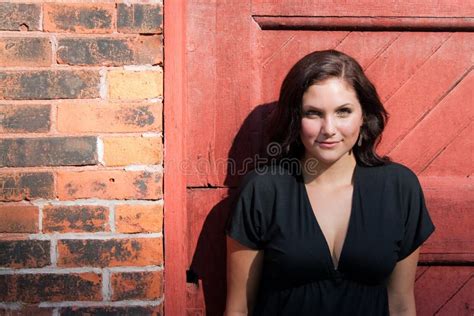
0, 2, 164, 315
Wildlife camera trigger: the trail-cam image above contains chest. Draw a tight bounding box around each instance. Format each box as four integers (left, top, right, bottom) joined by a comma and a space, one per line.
304, 185, 353, 266
305, 185, 353, 242
261, 179, 405, 287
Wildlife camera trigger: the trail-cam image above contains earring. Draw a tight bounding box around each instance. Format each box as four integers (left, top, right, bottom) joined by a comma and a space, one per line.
357, 133, 363, 147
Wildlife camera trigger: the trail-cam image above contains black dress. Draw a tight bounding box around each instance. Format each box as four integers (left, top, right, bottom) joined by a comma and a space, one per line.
225, 161, 435, 315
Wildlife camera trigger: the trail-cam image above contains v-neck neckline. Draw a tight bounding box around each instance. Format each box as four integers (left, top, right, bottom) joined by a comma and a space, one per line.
300, 163, 359, 272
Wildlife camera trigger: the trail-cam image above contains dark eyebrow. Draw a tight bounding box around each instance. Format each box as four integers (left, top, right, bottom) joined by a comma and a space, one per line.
302, 103, 353, 110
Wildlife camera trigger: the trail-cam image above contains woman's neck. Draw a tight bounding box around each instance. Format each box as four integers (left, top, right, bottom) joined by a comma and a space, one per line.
301, 153, 356, 188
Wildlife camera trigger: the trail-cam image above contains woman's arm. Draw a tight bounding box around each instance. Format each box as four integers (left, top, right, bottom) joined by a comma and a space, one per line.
224, 236, 264, 316
387, 247, 420, 316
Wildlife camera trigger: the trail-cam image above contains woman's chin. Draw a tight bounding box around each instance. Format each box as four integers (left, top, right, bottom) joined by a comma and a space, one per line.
305, 151, 353, 167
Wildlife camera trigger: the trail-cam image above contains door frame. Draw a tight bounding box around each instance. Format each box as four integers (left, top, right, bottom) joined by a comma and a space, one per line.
163, 1, 474, 314
164, 1, 188, 315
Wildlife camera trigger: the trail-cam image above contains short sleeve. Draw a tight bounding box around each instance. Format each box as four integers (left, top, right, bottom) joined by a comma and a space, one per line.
225, 172, 269, 250
397, 171, 436, 261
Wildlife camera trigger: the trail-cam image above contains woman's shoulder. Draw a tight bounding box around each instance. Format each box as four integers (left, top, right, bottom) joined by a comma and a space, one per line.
363, 160, 416, 174
361, 161, 421, 189
238, 163, 298, 190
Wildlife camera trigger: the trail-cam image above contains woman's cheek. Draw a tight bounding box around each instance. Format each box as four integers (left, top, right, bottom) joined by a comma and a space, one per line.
339, 118, 361, 137
300, 119, 321, 139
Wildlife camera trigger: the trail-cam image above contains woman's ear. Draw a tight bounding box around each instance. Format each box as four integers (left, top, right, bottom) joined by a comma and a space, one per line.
361, 113, 367, 127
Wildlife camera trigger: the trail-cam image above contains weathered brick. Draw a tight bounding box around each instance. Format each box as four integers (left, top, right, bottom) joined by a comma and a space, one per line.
134, 35, 163, 66
0, 172, 54, 201
0, 70, 100, 100
57, 238, 163, 267
0, 37, 51, 67
43, 205, 109, 233
0, 306, 53, 316
115, 204, 163, 233
117, 4, 163, 34
44, 3, 114, 34
57, 38, 132, 66
108, 70, 162, 100
0, 273, 101, 303
57, 102, 162, 133
60, 306, 162, 316
0, 240, 50, 268
57, 36, 162, 66
0, 205, 39, 233
57, 170, 162, 200
0, 136, 97, 167
111, 270, 163, 300
103, 136, 162, 166
0, 3, 41, 31
0, 104, 51, 133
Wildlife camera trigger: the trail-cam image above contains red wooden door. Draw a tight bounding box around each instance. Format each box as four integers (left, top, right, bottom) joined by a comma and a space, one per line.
165, 1, 473, 315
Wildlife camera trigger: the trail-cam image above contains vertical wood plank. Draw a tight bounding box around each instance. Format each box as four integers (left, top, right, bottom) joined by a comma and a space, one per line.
164, 1, 188, 315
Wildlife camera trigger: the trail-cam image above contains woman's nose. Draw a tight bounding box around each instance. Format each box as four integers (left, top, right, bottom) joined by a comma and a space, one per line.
321, 116, 336, 136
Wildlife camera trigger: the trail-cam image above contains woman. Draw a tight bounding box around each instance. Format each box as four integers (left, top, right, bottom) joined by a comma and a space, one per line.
224, 50, 435, 315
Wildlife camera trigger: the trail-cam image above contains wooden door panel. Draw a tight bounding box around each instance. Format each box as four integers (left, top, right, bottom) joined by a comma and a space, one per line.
423, 122, 473, 177
251, 0, 474, 17
415, 266, 473, 315
332, 32, 401, 69
258, 31, 398, 72
188, 29, 473, 185
185, 2, 218, 187
363, 32, 451, 103
186, 188, 232, 316
422, 183, 473, 262
181, 1, 473, 314
260, 31, 350, 103
437, 277, 473, 316
390, 70, 473, 171
379, 33, 473, 155
186, 1, 261, 187
186, 188, 230, 270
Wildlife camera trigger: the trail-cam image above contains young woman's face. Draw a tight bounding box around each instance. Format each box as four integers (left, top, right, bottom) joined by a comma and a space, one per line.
299, 77, 364, 166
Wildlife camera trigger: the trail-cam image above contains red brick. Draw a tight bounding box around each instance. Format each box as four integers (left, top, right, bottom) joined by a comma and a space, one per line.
57, 238, 163, 267
111, 270, 163, 300
0, 273, 101, 303
57, 102, 162, 133
0, 136, 97, 167
0, 205, 39, 233
0, 305, 53, 316
117, 4, 163, 34
0, 172, 54, 202
115, 204, 163, 233
108, 70, 162, 100
44, 4, 114, 34
0, 240, 50, 268
0, 3, 41, 31
0, 70, 100, 100
57, 36, 162, 66
0, 104, 51, 133
59, 306, 162, 315
43, 205, 109, 233
102, 136, 162, 166
0, 37, 51, 67
135, 35, 163, 66
57, 170, 162, 200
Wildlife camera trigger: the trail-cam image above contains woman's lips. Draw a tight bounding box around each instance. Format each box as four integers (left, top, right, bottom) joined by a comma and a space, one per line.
317, 141, 340, 148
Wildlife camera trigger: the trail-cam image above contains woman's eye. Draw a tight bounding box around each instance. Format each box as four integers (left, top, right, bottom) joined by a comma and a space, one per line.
337, 108, 352, 116
304, 110, 322, 117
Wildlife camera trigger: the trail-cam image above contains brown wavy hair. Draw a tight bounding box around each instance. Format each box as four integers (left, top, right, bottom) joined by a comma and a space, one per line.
267, 49, 391, 167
